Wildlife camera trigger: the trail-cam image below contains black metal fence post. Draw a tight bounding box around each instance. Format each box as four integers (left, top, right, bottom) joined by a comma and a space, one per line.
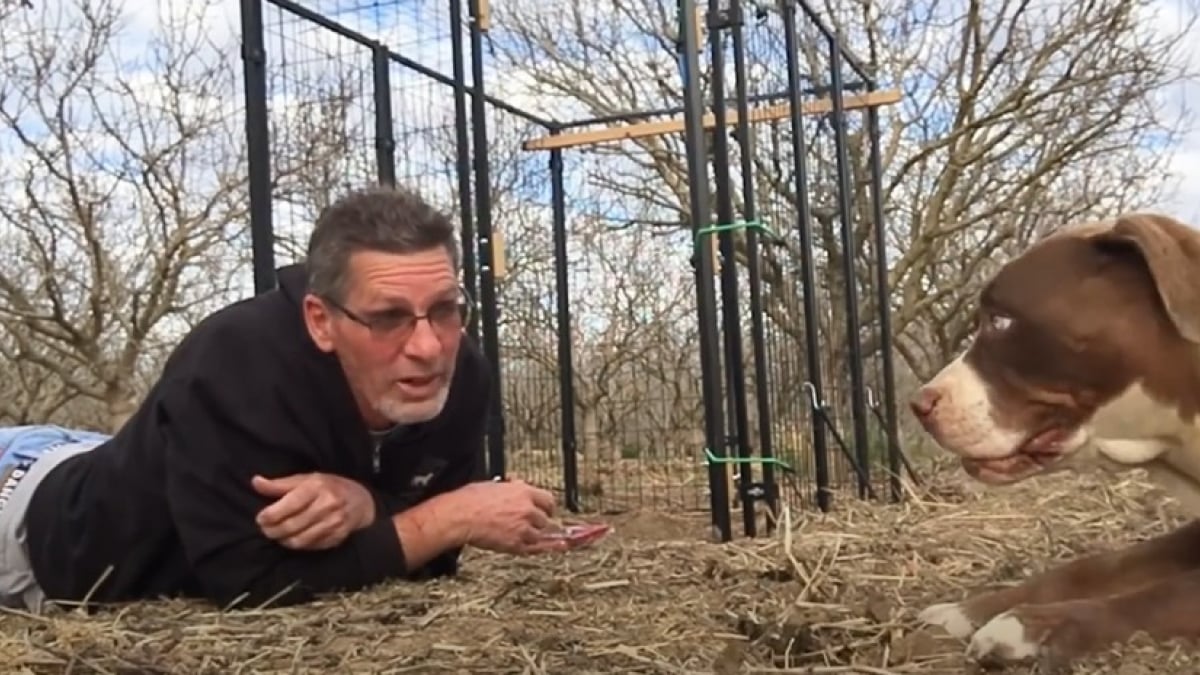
371, 44, 396, 186
781, 0, 832, 511
448, 0, 479, 345
549, 137, 580, 512
468, 0, 505, 480
677, 0, 731, 542
866, 84, 905, 502
782, 0, 830, 509
727, 0, 778, 524
239, 0, 275, 295
705, 1, 756, 537
827, 38, 873, 500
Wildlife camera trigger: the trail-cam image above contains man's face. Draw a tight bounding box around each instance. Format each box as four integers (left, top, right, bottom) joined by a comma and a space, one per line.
303, 247, 467, 428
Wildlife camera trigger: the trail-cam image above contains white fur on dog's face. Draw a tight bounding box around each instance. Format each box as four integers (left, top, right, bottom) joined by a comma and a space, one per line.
917, 350, 1097, 485
919, 354, 1028, 460
918, 345, 1108, 480
912, 213, 1200, 490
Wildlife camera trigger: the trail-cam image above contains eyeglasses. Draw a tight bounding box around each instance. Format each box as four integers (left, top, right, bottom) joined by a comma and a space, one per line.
322, 287, 475, 342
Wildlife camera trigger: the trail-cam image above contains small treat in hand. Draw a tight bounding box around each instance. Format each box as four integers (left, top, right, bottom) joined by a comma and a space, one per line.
544, 522, 612, 548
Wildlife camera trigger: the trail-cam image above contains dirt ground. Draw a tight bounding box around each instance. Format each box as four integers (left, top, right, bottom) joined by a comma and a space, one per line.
3, 463, 1200, 674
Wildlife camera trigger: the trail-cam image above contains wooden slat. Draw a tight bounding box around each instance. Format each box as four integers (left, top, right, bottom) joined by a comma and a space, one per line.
474, 0, 490, 31
491, 228, 507, 280
521, 89, 902, 151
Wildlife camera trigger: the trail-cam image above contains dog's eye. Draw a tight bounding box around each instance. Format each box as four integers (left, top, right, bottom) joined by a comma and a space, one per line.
987, 313, 1013, 332
974, 307, 1014, 335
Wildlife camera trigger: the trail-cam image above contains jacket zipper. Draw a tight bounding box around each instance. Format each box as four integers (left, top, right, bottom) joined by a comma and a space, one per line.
371, 438, 381, 474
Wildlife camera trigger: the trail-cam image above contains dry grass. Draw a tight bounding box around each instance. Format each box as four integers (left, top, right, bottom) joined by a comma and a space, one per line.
2, 463, 1198, 674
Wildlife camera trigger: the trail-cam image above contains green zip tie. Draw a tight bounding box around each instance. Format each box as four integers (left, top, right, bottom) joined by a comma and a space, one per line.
703, 447, 794, 472
693, 219, 776, 250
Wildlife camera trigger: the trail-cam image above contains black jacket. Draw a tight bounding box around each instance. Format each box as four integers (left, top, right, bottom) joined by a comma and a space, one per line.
23, 263, 491, 609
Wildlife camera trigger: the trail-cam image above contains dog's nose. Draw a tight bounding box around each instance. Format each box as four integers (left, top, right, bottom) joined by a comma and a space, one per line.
909, 386, 941, 419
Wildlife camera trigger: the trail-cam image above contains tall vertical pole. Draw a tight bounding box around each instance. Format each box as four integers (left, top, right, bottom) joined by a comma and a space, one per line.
677, 0, 731, 541
782, 0, 831, 510
371, 44, 396, 186
549, 137, 580, 511
866, 85, 904, 502
448, 0, 484, 479
468, 0, 505, 478
239, 0, 275, 294
729, 0, 778, 524
828, 39, 872, 499
706, 1, 754, 537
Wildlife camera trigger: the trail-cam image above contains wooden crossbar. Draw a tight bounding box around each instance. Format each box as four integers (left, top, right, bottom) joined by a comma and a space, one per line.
474, 0, 490, 31
521, 89, 902, 151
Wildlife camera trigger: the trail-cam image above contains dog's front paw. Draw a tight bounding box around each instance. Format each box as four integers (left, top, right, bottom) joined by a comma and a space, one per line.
917, 601, 978, 640
966, 610, 1042, 664
966, 601, 1113, 667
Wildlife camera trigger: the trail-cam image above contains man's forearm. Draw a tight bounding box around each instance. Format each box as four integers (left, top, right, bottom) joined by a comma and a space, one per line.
391, 492, 467, 572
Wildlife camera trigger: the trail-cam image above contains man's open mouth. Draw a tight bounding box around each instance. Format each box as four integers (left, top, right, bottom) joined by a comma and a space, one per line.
395, 374, 442, 393
961, 427, 1074, 481
400, 375, 438, 386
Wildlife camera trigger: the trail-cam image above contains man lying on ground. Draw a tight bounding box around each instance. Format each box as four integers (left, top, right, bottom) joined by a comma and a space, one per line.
0, 184, 567, 612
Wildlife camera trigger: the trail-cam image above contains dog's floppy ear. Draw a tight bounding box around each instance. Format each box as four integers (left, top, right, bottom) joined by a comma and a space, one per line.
1094, 213, 1200, 343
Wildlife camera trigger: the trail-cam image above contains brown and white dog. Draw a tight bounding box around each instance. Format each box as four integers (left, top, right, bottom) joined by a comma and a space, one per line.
910, 213, 1200, 666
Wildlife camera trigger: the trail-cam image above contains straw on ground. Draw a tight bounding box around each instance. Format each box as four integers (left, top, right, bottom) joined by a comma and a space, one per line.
1, 462, 1195, 674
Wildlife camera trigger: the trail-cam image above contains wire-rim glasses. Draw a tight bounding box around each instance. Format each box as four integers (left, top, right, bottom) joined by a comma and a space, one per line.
322, 285, 475, 342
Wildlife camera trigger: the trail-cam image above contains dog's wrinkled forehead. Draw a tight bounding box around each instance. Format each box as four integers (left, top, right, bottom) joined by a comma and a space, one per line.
965, 222, 1159, 396
983, 231, 1119, 322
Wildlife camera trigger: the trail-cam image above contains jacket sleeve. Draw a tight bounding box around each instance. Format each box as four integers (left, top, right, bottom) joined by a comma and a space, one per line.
400, 447, 481, 580
157, 361, 408, 609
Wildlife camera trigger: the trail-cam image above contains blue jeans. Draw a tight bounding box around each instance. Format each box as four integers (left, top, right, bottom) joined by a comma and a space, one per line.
0, 425, 111, 610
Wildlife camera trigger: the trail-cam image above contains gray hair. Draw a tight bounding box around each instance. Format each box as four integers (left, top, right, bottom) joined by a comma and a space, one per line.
306, 184, 461, 302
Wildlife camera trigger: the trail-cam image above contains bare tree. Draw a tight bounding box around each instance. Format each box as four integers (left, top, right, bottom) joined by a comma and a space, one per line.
482, 0, 1196, 390
0, 0, 32, 19
0, 0, 248, 430
269, 69, 379, 264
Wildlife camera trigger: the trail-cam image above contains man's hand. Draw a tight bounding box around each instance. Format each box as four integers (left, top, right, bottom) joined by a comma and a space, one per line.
450, 479, 568, 555
252, 473, 376, 551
